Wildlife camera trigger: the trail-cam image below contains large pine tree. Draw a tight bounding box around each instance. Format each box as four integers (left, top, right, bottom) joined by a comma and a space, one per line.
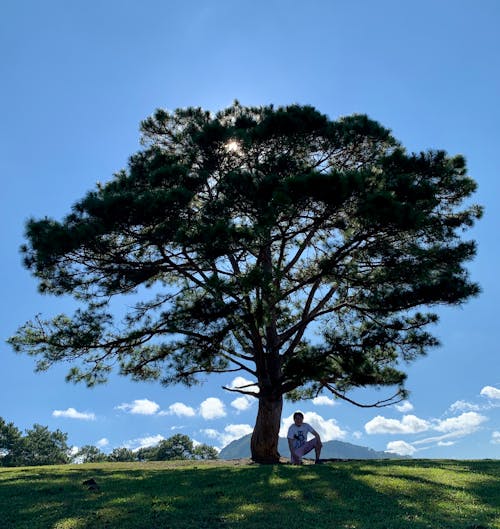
10, 102, 481, 463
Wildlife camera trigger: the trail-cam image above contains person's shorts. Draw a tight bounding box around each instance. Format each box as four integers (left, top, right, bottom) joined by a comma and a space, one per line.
290, 438, 318, 464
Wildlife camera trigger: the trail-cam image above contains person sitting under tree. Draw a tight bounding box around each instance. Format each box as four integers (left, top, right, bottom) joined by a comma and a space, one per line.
287, 412, 323, 465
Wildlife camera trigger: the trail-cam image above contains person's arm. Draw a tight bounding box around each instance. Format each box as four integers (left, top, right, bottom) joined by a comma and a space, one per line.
309, 425, 322, 446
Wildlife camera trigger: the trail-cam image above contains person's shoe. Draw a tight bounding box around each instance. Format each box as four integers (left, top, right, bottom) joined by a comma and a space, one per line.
315, 459, 324, 464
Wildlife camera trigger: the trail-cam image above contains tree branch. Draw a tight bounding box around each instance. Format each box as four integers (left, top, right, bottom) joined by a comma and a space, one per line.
219, 350, 257, 375
324, 383, 405, 408
280, 284, 338, 355
221, 385, 260, 398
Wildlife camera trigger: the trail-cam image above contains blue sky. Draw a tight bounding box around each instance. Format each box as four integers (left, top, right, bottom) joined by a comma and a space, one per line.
1, 0, 499, 459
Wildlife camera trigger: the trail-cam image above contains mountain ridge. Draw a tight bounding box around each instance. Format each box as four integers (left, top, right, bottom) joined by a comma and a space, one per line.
219, 434, 404, 460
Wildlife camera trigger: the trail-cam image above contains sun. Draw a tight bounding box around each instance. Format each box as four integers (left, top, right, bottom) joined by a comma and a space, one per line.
225, 139, 241, 153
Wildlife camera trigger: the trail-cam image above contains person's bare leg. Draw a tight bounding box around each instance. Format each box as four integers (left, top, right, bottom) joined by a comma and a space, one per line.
314, 440, 322, 463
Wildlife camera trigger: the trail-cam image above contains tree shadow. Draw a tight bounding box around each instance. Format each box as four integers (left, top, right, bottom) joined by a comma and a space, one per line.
0, 461, 498, 529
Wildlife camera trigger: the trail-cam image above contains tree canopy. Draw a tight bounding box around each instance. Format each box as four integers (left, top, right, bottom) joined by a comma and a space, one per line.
0, 418, 71, 466
10, 102, 481, 462
136, 434, 218, 461
0, 418, 218, 466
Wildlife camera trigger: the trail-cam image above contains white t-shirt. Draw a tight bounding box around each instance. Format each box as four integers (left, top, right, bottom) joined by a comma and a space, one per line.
287, 423, 314, 450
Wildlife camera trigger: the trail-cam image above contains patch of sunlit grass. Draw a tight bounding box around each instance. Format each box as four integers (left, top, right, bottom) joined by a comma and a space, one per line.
52, 517, 85, 529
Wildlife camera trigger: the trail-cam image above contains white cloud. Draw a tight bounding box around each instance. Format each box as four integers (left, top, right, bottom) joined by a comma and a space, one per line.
449, 400, 480, 413
480, 386, 500, 400
162, 402, 196, 417
231, 396, 254, 412
226, 377, 258, 409
201, 423, 253, 448
413, 432, 467, 445
386, 440, 417, 456
411, 412, 488, 447
366, 412, 486, 445
222, 424, 254, 445
434, 412, 487, 434
52, 408, 96, 421
312, 396, 337, 406
200, 397, 226, 420
352, 431, 363, 440
116, 399, 160, 415
201, 428, 219, 439
124, 434, 165, 451
280, 411, 347, 441
395, 401, 414, 413
365, 404, 490, 454
491, 432, 500, 445
365, 414, 430, 435
170, 425, 185, 431
96, 438, 109, 448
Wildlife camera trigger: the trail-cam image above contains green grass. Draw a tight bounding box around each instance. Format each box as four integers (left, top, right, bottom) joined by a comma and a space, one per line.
0, 459, 498, 529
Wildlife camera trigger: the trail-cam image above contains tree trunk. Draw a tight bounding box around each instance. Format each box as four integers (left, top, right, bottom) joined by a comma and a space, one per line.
250, 392, 283, 464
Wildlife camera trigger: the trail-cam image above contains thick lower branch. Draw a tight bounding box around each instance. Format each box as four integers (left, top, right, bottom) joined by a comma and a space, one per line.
222, 386, 259, 398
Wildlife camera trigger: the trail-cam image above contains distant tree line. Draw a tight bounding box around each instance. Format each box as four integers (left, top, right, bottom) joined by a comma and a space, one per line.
0, 417, 217, 466
75, 434, 218, 463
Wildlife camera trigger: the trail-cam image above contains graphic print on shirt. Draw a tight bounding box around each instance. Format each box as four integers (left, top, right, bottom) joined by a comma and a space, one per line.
293, 429, 306, 449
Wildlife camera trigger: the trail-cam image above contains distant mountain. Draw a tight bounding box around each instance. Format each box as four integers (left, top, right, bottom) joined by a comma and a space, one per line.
219, 434, 403, 460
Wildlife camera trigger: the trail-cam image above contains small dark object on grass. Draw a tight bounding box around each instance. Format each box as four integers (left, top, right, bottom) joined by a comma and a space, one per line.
82, 478, 100, 492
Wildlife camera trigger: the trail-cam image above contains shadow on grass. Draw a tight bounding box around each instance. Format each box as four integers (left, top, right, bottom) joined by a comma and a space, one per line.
0, 460, 498, 529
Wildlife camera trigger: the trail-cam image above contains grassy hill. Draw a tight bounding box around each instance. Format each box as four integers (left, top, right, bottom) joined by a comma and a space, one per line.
219, 434, 403, 460
0, 459, 498, 529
